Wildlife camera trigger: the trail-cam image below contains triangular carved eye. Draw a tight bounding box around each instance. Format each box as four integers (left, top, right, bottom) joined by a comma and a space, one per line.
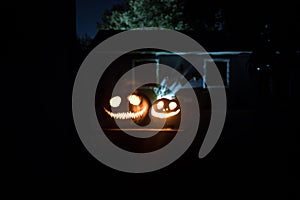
110, 96, 121, 107
127, 94, 141, 106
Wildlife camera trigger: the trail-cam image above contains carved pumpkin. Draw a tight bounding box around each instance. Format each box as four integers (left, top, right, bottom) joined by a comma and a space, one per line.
151, 98, 181, 119
104, 93, 150, 126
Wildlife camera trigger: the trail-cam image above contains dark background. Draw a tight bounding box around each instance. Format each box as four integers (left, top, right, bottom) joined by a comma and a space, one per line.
7, 0, 299, 197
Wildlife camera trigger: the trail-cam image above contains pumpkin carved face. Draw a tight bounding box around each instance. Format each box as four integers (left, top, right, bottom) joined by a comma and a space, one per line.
103, 83, 181, 128
104, 93, 150, 126
151, 98, 181, 119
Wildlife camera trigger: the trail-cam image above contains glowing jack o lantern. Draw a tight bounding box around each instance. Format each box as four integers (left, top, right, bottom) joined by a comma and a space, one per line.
151, 98, 181, 119
104, 93, 150, 126
103, 83, 181, 128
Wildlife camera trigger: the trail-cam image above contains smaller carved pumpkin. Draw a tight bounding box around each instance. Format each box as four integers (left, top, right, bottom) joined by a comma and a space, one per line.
151, 98, 181, 119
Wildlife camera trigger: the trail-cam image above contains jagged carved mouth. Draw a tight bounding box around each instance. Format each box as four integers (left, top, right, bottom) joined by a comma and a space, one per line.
104, 106, 147, 120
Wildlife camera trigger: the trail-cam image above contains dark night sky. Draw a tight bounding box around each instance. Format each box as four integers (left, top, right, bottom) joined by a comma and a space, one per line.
76, 0, 124, 38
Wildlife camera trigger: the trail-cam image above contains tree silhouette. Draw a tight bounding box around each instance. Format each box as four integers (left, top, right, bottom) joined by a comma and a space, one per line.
77, 33, 93, 50
97, 0, 190, 30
